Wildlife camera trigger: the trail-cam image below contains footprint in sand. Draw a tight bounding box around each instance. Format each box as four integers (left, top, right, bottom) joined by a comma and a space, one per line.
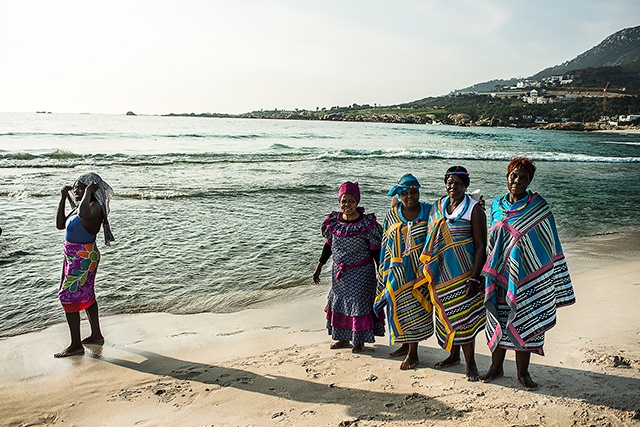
216, 330, 244, 336
170, 331, 198, 337
583, 349, 638, 368
171, 366, 204, 380
268, 386, 291, 399
263, 325, 290, 330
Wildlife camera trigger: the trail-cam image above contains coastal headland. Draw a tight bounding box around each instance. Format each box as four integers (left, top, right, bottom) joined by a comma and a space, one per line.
163, 108, 640, 132
160, 85, 640, 131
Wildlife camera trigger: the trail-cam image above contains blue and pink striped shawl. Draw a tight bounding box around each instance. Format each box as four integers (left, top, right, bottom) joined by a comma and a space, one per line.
482, 192, 575, 352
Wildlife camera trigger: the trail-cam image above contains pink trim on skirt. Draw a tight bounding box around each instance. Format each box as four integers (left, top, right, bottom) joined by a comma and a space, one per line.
61, 295, 96, 313
325, 306, 384, 332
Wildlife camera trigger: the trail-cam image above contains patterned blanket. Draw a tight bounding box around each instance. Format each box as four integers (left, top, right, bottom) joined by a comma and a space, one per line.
374, 202, 433, 343
420, 196, 485, 350
482, 192, 575, 352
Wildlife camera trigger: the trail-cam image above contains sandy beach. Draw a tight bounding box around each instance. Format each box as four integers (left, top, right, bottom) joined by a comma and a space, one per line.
594, 127, 640, 134
1, 231, 639, 427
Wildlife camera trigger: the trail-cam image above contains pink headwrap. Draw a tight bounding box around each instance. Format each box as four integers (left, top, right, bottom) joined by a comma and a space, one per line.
338, 181, 360, 204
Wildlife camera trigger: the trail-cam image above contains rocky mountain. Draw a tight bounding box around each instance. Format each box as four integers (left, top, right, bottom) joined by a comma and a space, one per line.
455, 78, 518, 94
531, 25, 640, 79
458, 25, 640, 93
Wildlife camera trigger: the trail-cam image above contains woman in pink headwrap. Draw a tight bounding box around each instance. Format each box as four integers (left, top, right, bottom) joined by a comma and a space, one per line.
313, 181, 384, 353
54, 172, 114, 358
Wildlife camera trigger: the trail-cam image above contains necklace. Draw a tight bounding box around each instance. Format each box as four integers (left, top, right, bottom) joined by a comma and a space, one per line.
441, 195, 470, 222
498, 192, 532, 219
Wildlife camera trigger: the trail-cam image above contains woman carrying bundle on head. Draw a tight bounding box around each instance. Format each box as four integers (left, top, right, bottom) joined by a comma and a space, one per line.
55, 172, 115, 358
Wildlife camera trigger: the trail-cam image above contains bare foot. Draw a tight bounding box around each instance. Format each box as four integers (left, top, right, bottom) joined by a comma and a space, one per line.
481, 365, 504, 383
352, 344, 365, 353
81, 335, 104, 345
400, 354, 419, 370
465, 363, 480, 382
434, 355, 461, 369
54, 346, 85, 358
388, 344, 409, 358
330, 340, 350, 349
518, 373, 539, 390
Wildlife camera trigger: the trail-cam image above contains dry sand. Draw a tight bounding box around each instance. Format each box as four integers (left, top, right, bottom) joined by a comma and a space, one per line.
1, 231, 639, 427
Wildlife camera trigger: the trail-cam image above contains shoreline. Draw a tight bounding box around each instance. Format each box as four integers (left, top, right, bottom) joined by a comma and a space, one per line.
1, 228, 637, 340
594, 127, 640, 134
160, 112, 640, 133
1, 231, 640, 426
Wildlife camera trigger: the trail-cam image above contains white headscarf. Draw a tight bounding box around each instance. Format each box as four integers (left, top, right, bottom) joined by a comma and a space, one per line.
69, 172, 115, 246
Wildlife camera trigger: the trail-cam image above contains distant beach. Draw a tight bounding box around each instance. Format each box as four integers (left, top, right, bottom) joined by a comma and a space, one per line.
595, 127, 640, 134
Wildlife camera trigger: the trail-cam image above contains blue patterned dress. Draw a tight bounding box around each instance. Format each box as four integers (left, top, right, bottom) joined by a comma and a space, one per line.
322, 210, 385, 345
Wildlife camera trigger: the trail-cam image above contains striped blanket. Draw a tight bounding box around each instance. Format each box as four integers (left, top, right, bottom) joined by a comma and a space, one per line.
420, 196, 486, 351
482, 192, 575, 353
374, 202, 434, 344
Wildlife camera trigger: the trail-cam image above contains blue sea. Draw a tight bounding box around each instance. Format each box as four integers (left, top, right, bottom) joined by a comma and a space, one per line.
1, 112, 639, 337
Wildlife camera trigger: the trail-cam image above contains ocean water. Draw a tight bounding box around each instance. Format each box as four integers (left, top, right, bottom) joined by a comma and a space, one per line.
1, 112, 639, 337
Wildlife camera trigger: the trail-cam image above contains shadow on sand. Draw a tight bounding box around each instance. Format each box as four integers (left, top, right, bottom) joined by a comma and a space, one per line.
95, 345, 457, 423
94, 342, 640, 421
369, 343, 640, 414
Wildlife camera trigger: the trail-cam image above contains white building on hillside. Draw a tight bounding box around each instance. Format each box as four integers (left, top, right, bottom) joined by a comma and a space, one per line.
619, 114, 640, 122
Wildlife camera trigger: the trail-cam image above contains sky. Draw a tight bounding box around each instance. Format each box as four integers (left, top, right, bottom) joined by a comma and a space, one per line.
1, 0, 638, 115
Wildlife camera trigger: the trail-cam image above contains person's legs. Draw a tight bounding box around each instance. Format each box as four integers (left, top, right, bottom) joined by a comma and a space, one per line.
481, 347, 506, 382
435, 344, 461, 369
516, 350, 538, 390
330, 340, 350, 349
352, 343, 365, 353
461, 341, 479, 381
388, 343, 410, 358
54, 312, 84, 358
400, 342, 420, 370
82, 301, 104, 344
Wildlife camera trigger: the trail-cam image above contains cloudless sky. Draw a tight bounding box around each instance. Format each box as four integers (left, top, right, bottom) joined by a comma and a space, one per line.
1, 0, 638, 114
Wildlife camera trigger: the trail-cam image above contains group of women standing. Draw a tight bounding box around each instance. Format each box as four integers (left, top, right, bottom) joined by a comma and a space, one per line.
52, 158, 575, 392
316, 157, 576, 390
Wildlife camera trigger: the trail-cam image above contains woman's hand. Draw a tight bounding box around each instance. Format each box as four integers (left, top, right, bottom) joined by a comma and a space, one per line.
86, 182, 100, 194
313, 263, 323, 284
478, 195, 485, 211
61, 185, 72, 198
465, 278, 483, 298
